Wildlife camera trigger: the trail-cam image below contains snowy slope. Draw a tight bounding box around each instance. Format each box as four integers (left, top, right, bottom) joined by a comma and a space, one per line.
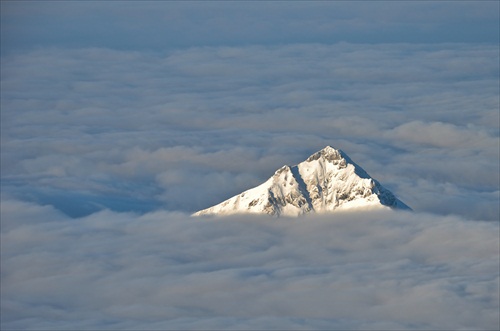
193, 146, 411, 217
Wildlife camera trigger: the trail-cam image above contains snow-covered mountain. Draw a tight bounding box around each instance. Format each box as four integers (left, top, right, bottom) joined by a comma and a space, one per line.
193, 146, 411, 217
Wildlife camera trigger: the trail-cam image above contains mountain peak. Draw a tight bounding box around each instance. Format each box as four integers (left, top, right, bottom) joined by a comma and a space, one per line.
307, 145, 339, 159
193, 147, 411, 217
321, 145, 339, 154
306, 146, 347, 167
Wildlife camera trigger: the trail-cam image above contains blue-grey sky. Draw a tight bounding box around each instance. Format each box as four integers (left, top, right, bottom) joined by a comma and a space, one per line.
1, 1, 499, 54
1, 1, 499, 330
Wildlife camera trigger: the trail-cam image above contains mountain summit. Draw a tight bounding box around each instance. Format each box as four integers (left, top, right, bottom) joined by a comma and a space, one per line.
193, 146, 411, 217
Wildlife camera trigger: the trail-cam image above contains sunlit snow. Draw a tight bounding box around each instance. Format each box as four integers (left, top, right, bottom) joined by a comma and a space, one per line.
194, 146, 411, 217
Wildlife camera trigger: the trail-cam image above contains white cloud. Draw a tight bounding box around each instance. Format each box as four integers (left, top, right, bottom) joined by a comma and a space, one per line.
1, 43, 498, 219
386, 120, 498, 150
1, 199, 498, 330
2, 6, 499, 329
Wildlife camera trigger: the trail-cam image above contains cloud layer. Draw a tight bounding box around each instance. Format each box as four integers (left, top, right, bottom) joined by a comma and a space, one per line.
1, 42, 498, 329
1, 43, 499, 219
1, 199, 498, 330
2, 3, 499, 329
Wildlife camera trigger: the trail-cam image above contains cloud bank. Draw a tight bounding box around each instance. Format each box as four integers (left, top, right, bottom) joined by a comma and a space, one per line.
1, 43, 499, 220
1, 199, 498, 330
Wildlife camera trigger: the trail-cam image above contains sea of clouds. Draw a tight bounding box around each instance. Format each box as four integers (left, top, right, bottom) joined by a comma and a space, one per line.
2, 43, 498, 219
1, 42, 499, 329
2, 200, 499, 330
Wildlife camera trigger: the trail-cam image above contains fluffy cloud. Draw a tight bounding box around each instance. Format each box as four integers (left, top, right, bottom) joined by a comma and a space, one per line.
2, 4, 498, 329
1, 43, 498, 219
1, 199, 498, 330
387, 120, 498, 150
